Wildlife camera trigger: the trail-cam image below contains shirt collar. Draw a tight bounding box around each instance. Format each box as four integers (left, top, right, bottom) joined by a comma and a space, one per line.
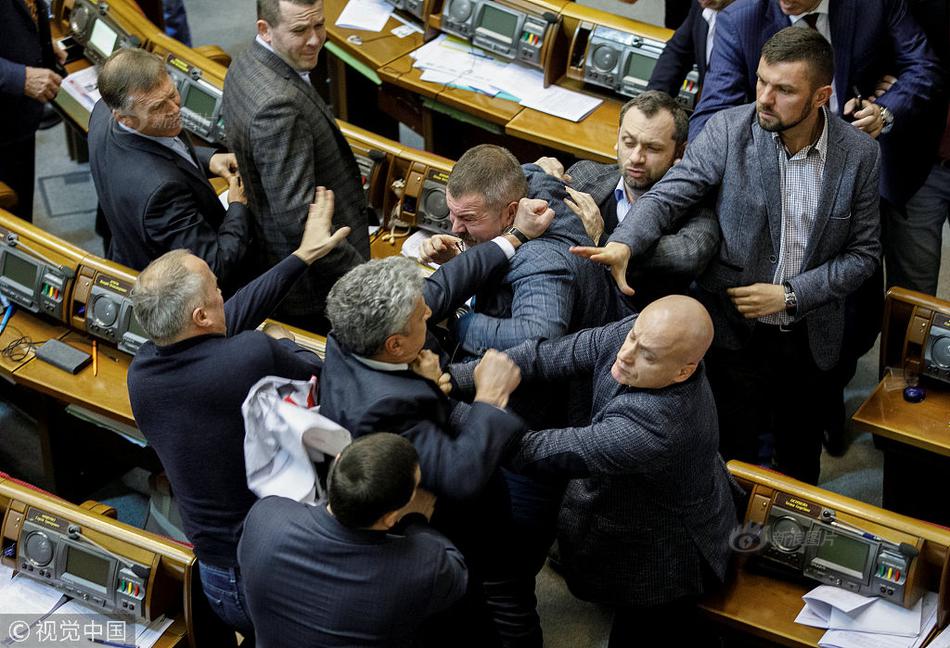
117, 120, 185, 150
701, 7, 718, 23
353, 354, 410, 372
787, 0, 829, 22
770, 106, 830, 161
255, 34, 314, 81
613, 176, 634, 223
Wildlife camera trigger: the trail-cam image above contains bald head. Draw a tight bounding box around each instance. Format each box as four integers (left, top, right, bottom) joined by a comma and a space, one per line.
611, 296, 714, 389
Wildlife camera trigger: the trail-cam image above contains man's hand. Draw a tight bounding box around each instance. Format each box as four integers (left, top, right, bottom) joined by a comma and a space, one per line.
843, 98, 885, 139
533, 156, 571, 184
565, 187, 604, 245
473, 349, 521, 410
870, 75, 897, 100
511, 197, 555, 241
293, 187, 352, 264
53, 41, 68, 66
226, 174, 247, 206
262, 322, 295, 341
727, 283, 786, 319
209, 152, 239, 180
401, 487, 437, 521
410, 349, 443, 384
420, 234, 464, 264
24, 67, 62, 103
571, 241, 634, 296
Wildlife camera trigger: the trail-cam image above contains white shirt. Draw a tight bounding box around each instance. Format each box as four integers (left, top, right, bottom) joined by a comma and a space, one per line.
702, 8, 718, 66
255, 35, 313, 81
117, 121, 198, 168
354, 355, 409, 371
613, 176, 633, 225
788, 0, 837, 112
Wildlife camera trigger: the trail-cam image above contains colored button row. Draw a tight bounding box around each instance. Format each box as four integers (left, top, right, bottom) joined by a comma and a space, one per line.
681, 79, 697, 92
877, 565, 900, 581
119, 579, 141, 597
42, 284, 61, 300
521, 32, 540, 46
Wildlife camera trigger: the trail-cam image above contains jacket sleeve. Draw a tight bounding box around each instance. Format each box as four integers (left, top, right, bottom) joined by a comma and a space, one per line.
402, 519, 469, 616
0, 58, 26, 97
787, 147, 882, 316
224, 255, 309, 333
424, 241, 509, 323
359, 399, 524, 501
143, 182, 251, 287
688, 8, 750, 139
647, 4, 699, 97
248, 97, 366, 271
632, 203, 720, 278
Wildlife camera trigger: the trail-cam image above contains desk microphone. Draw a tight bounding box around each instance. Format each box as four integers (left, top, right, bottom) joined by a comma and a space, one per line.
66, 524, 149, 579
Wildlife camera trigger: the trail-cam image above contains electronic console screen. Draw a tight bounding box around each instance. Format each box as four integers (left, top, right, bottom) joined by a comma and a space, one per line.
624, 52, 656, 82
0, 253, 38, 292
89, 19, 119, 58
127, 310, 148, 339
183, 84, 218, 121
815, 531, 871, 577
479, 5, 518, 43
64, 546, 111, 591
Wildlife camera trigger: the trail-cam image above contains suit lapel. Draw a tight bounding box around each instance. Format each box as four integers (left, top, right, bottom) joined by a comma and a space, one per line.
828, 0, 855, 105
110, 120, 214, 192
752, 122, 783, 255
694, 12, 708, 76
251, 43, 338, 126
802, 117, 847, 267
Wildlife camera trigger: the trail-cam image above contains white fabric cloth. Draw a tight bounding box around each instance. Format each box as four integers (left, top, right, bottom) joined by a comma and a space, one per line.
702, 7, 718, 66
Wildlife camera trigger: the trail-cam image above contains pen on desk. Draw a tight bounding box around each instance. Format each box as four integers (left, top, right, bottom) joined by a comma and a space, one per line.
90, 639, 137, 648
92, 340, 98, 376
0, 303, 13, 336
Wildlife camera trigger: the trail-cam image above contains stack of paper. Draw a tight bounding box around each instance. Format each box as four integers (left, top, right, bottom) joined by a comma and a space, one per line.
410, 35, 602, 122
335, 0, 393, 32
795, 585, 938, 648
60, 65, 101, 112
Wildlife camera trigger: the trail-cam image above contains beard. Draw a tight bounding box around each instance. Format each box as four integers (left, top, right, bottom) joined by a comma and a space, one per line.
757, 101, 813, 133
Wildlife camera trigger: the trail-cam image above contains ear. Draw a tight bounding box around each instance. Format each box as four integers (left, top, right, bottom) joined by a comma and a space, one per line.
192, 304, 213, 330
256, 19, 272, 41
671, 362, 698, 384
382, 333, 404, 358
502, 201, 518, 228
814, 83, 833, 108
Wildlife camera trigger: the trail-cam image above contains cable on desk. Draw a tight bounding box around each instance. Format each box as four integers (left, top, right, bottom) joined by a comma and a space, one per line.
1, 326, 47, 365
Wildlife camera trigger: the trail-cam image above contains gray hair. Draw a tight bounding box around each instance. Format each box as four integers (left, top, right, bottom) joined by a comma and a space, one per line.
131, 250, 206, 345
326, 257, 424, 356
97, 48, 168, 114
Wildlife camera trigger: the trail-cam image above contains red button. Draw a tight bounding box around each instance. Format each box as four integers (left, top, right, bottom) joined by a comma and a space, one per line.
134, 584, 140, 597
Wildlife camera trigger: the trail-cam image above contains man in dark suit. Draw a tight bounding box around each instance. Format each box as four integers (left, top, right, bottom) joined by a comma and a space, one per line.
223, 0, 370, 333
0, 0, 64, 221
648, 0, 737, 101
89, 48, 250, 293
321, 253, 530, 648
541, 91, 719, 309
449, 296, 736, 647
239, 434, 468, 648
128, 188, 348, 638
574, 28, 882, 484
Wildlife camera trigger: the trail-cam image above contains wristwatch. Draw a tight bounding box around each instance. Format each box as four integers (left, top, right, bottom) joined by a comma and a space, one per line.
879, 106, 894, 135
783, 282, 798, 316
503, 225, 530, 245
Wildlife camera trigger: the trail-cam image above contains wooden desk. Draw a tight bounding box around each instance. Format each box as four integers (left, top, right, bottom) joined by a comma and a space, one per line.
0, 311, 70, 375
854, 380, 950, 458
324, 0, 425, 71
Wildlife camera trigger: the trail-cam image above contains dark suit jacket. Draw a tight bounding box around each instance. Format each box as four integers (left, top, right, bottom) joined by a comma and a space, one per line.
0, 0, 56, 146
223, 42, 370, 326
691, 0, 946, 205
239, 500, 467, 648
450, 317, 737, 607
648, 1, 709, 98
88, 101, 250, 289
609, 104, 882, 370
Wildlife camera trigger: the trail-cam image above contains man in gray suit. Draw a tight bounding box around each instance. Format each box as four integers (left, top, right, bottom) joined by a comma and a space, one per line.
574, 27, 881, 484
536, 90, 719, 310
222, 0, 369, 333
449, 295, 736, 647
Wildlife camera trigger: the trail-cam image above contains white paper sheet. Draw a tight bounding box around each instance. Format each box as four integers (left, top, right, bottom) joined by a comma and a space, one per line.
335, 0, 393, 32
796, 603, 831, 629
518, 84, 603, 123
817, 593, 938, 648
61, 65, 101, 112
0, 568, 69, 616
802, 585, 878, 619
828, 595, 923, 637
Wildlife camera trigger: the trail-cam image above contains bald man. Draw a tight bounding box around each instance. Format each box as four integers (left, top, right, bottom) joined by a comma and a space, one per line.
450, 296, 736, 647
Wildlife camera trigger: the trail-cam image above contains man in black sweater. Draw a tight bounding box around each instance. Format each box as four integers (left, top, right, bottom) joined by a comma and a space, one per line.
127, 187, 350, 638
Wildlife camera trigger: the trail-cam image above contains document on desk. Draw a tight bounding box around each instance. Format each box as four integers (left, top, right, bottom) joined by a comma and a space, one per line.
61, 66, 101, 113
335, 0, 393, 32
809, 591, 938, 648
494, 64, 602, 122
52, 599, 175, 648
0, 563, 69, 617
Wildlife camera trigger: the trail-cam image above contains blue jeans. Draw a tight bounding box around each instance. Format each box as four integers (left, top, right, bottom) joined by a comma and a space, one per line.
885, 163, 950, 296
198, 561, 255, 641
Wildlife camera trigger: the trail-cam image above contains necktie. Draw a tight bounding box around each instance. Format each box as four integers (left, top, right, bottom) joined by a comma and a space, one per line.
802, 13, 819, 29
23, 0, 39, 25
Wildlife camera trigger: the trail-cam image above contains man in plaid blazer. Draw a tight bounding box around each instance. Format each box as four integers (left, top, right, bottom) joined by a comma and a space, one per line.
222, 0, 369, 333
449, 296, 736, 647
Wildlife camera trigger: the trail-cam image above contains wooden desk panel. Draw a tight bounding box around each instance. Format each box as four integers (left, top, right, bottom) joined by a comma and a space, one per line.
12, 331, 135, 427
853, 380, 950, 457
436, 86, 523, 125
325, 0, 425, 69
0, 312, 69, 375
700, 567, 823, 647
506, 93, 619, 163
